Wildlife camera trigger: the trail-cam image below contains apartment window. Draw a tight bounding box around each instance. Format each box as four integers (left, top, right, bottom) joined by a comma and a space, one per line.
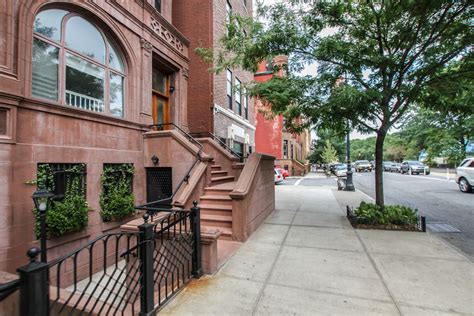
235, 78, 242, 115
243, 88, 248, 119
233, 141, 244, 156
243, 0, 247, 8
226, 69, 233, 109
0, 109, 6, 135
38, 163, 87, 200
32, 9, 126, 117
154, 0, 162, 13
291, 144, 294, 159
283, 140, 288, 158
265, 59, 273, 72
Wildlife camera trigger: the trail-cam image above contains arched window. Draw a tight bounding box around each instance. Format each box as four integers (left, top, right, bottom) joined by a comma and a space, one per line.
32, 8, 125, 117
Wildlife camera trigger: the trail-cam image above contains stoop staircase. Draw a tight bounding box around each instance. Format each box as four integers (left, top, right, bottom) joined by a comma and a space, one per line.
200, 163, 236, 240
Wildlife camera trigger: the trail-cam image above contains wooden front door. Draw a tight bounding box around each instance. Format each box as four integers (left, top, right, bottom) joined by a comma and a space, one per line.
152, 68, 170, 128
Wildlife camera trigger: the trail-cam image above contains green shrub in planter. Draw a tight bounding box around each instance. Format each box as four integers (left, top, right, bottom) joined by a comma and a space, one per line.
34, 164, 89, 238
354, 201, 418, 226
100, 164, 135, 222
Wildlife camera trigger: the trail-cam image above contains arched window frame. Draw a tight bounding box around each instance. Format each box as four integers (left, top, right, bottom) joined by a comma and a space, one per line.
31, 8, 126, 118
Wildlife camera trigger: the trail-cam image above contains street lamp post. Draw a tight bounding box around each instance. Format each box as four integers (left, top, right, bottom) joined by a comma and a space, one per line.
344, 121, 355, 191
32, 188, 54, 263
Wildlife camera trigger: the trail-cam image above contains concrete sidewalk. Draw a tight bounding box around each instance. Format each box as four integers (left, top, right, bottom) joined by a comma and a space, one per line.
162, 185, 473, 315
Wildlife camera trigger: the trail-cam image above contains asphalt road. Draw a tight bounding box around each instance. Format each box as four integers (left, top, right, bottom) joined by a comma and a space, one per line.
277, 171, 474, 260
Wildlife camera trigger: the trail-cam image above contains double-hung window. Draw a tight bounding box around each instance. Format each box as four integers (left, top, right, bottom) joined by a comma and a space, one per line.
32, 9, 126, 117
226, 69, 233, 110
235, 78, 242, 116
154, 0, 162, 13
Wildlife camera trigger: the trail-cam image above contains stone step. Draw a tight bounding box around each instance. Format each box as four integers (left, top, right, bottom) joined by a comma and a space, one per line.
211, 170, 228, 176
200, 194, 232, 205
201, 214, 232, 228
200, 203, 233, 216
211, 165, 222, 170
201, 225, 233, 240
211, 175, 235, 185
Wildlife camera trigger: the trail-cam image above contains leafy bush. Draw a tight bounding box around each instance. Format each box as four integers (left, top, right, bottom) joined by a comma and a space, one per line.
34, 164, 89, 238
354, 201, 418, 226
100, 164, 135, 222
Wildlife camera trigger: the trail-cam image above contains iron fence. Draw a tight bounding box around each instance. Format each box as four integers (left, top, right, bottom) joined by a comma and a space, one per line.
0, 203, 202, 315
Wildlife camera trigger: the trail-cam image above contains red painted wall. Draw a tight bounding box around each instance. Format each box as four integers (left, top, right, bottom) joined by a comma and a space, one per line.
254, 62, 283, 159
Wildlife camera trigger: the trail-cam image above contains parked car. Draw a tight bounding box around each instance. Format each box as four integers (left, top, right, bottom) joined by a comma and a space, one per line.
329, 163, 343, 174
354, 160, 372, 172
382, 161, 393, 171
334, 165, 348, 177
400, 161, 430, 175
275, 167, 289, 179
390, 163, 401, 173
274, 169, 284, 184
456, 158, 474, 193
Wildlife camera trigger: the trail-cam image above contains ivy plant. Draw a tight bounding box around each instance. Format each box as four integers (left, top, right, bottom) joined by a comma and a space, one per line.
34, 163, 89, 238
99, 164, 135, 222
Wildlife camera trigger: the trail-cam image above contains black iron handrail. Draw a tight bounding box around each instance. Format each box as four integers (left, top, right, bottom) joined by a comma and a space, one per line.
138, 123, 204, 216
149, 123, 203, 151
0, 278, 20, 302
190, 131, 244, 161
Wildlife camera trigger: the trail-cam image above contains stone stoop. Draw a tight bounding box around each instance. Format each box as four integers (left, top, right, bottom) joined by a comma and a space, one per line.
200, 177, 236, 240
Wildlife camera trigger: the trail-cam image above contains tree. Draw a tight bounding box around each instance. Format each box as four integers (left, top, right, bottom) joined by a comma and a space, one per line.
309, 128, 345, 164
321, 140, 339, 165
202, 0, 473, 207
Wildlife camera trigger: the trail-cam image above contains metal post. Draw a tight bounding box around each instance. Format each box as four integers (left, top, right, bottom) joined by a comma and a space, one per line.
39, 209, 47, 263
191, 201, 202, 278
17, 247, 49, 316
345, 121, 355, 191
138, 214, 154, 316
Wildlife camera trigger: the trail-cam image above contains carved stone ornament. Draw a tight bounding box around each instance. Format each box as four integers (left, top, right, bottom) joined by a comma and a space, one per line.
140, 38, 153, 52
182, 68, 189, 79
150, 17, 184, 52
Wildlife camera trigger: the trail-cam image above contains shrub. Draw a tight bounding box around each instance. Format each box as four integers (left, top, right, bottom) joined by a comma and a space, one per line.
354, 201, 418, 226
34, 164, 89, 238
100, 164, 135, 222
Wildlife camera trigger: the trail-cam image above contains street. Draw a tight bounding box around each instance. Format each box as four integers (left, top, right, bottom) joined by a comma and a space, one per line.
278, 171, 474, 261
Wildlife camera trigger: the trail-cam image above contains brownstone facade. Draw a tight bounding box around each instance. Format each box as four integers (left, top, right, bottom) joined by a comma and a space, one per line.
0, 0, 190, 272
173, 0, 255, 156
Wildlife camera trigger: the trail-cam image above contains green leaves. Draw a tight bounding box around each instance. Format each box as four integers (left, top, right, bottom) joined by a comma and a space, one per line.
99, 164, 135, 222
354, 201, 418, 226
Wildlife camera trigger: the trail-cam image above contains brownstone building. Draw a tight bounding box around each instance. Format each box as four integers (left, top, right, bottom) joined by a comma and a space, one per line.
0, 0, 274, 276
173, 0, 256, 157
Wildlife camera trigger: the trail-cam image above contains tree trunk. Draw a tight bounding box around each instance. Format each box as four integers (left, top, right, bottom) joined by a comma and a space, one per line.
375, 130, 387, 207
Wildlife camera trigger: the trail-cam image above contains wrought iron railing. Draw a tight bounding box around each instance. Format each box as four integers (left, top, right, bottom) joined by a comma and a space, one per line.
0, 203, 202, 316
149, 123, 203, 152
190, 131, 247, 162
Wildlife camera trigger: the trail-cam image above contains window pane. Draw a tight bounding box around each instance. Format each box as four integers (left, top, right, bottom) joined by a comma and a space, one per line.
65, 16, 105, 63
235, 79, 241, 102
34, 9, 68, 42
152, 69, 167, 94
155, 0, 162, 13
157, 98, 165, 125
32, 38, 59, 101
65, 53, 104, 112
110, 73, 124, 117
0, 109, 6, 135
108, 40, 124, 72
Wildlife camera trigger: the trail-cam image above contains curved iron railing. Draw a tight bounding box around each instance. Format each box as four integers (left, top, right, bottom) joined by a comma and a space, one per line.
0, 278, 20, 302
190, 131, 247, 162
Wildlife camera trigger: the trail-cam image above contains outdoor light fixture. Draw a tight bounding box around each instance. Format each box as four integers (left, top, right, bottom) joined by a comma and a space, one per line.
32, 188, 54, 213
151, 155, 159, 165
32, 187, 54, 262
169, 86, 175, 93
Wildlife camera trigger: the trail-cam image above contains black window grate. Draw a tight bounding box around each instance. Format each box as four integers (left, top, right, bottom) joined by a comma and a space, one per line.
146, 167, 172, 203
39, 163, 87, 200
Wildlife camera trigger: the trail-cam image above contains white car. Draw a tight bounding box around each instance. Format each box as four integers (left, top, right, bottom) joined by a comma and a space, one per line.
334, 165, 348, 177
456, 158, 474, 193
274, 169, 284, 184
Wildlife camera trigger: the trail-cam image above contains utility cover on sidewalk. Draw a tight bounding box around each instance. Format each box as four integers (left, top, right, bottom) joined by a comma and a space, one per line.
427, 223, 462, 233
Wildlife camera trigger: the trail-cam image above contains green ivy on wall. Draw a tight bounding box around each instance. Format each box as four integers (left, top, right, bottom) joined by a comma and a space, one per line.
100, 164, 135, 222
34, 163, 89, 238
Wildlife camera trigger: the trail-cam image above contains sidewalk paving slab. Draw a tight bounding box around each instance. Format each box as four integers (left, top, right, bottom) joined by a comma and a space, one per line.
161, 177, 473, 316
255, 284, 400, 315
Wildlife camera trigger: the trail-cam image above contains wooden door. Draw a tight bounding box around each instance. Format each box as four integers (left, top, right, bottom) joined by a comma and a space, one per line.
152, 93, 170, 127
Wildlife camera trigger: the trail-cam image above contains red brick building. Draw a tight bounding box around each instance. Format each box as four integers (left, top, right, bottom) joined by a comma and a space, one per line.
254, 57, 311, 176
173, 0, 256, 157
